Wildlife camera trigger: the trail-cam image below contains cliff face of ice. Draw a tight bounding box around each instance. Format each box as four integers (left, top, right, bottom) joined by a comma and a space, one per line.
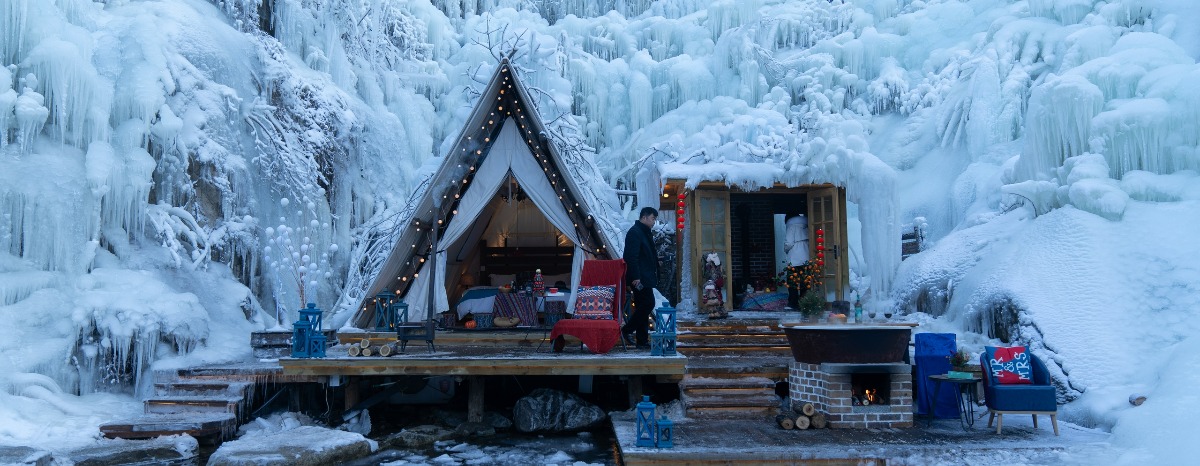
2, 1, 1200, 456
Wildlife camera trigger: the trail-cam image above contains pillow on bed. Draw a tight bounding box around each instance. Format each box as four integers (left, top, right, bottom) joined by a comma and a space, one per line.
573, 285, 615, 320
489, 274, 516, 286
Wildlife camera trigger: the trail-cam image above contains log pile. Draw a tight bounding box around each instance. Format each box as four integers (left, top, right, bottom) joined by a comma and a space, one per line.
345, 338, 398, 357
775, 403, 829, 430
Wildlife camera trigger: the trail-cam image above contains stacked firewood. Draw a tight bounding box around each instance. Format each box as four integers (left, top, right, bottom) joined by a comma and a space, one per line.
776, 403, 828, 430
346, 338, 396, 357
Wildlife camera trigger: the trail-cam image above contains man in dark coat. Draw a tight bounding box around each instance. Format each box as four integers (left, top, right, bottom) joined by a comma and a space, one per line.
622, 207, 659, 348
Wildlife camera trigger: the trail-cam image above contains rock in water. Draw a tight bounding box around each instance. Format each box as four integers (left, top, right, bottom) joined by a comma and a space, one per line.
513, 388, 606, 433
484, 411, 513, 430
208, 426, 371, 466
380, 425, 454, 450
455, 421, 496, 437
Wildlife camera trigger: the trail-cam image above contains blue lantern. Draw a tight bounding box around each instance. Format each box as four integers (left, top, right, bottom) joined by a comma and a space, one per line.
635, 396, 657, 447
655, 415, 674, 448
654, 302, 677, 334
651, 302, 677, 356
291, 303, 325, 358
374, 292, 396, 331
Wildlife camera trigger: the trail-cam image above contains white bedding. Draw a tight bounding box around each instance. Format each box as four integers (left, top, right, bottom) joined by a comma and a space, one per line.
456, 287, 498, 318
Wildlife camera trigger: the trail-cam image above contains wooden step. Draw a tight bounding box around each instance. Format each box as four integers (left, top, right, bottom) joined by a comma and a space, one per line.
680, 377, 776, 390
154, 380, 251, 396
684, 393, 780, 408
144, 396, 244, 417
686, 406, 777, 419
100, 412, 237, 440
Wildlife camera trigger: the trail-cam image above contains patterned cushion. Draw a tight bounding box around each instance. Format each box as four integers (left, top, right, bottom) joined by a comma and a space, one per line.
573, 285, 615, 320
985, 346, 1033, 385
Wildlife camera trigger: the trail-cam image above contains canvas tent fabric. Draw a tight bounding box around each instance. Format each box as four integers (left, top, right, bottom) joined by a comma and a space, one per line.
342, 59, 622, 330
402, 119, 588, 315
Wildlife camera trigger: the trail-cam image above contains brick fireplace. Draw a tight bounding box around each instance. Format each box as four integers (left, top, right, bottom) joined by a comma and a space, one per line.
789, 362, 913, 429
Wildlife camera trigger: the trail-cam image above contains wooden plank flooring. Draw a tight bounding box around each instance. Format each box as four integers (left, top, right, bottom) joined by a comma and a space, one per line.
280, 345, 687, 377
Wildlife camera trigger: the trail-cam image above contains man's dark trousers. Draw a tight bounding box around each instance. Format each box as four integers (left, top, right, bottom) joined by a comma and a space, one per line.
625, 285, 655, 345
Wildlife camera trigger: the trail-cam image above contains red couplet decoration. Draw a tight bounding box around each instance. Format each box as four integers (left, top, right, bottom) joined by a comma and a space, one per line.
678, 193, 686, 200
677, 201, 685, 208
816, 228, 824, 236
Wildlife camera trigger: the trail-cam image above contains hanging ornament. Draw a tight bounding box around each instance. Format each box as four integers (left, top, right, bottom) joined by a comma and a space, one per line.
816, 244, 825, 251
677, 201, 685, 208
816, 237, 824, 244
677, 222, 685, 230
817, 260, 825, 267
677, 216, 685, 223
816, 228, 824, 236
817, 252, 825, 259
678, 193, 686, 200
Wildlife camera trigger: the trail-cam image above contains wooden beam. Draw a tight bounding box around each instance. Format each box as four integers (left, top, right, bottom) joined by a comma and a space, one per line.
468, 377, 485, 423
279, 355, 687, 377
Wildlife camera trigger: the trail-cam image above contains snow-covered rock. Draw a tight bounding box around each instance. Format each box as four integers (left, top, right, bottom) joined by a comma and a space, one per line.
208, 425, 372, 466
513, 388, 606, 433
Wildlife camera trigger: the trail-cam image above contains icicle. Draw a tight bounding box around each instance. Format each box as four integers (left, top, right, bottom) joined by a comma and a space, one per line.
14, 80, 49, 154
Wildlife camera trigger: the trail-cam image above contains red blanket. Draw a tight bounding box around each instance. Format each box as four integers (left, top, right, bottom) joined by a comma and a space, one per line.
550, 319, 621, 354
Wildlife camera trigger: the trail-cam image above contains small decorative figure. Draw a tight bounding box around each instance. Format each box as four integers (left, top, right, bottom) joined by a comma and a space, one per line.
702, 253, 728, 319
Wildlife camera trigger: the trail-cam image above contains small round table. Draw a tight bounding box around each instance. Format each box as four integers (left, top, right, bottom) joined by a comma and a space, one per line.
927, 374, 983, 430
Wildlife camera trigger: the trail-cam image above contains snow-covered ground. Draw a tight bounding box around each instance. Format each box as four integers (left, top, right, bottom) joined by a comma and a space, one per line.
3, 0, 1200, 463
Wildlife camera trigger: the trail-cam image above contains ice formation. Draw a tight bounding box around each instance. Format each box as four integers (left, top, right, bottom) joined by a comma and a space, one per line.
1, 0, 1199, 461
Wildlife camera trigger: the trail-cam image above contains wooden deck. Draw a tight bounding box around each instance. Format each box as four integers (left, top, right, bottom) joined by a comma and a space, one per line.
279, 344, 687, 377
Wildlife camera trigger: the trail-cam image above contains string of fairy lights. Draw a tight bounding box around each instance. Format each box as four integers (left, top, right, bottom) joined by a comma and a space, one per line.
363, 62, 611, 316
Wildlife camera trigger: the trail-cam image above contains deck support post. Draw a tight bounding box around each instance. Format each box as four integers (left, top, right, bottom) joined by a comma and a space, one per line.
626, 375, 643, 409
468, 376, 485, 423
344, 376, 359, 412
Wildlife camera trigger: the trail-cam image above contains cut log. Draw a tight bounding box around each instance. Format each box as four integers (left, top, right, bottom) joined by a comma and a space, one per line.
1129, 394, 1147, 407
801, 403, 816, 417
361, 346, 373, 357
377, 344, 393, 357
359, 338, 371, 349
775, 414, 794, 430
810, 413, 827, 429
794, 415, 811, 430
347, 346, 361, 357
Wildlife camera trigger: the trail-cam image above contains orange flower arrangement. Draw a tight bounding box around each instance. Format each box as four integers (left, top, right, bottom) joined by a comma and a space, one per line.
778, 259, 824, 293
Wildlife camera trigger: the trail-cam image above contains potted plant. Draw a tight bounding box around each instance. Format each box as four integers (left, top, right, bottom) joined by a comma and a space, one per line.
796, 291, 826, 321
949, 349, 974, 372
779, 259, 824, 310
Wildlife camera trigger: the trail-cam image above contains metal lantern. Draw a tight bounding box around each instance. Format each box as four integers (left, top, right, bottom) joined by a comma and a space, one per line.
636, 396, 657, 447
655, 415, 674, 448
374, 292, 396, 331
291, 303, 325, 358
291, 319, 312, 358
654, 302, 677, 334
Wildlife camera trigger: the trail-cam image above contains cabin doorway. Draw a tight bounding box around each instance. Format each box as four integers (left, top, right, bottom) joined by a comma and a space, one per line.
677, 184, 848, 312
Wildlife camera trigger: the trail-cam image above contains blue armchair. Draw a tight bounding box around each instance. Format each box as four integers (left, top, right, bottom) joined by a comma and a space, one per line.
980, 347, 1059, 435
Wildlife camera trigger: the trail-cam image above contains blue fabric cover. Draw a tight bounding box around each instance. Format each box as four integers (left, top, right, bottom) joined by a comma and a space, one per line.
914, 333, 959, 418
981, 348, 1058, 412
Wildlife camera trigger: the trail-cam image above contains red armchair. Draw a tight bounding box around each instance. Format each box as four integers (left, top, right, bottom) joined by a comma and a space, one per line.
549, 259, 626, 354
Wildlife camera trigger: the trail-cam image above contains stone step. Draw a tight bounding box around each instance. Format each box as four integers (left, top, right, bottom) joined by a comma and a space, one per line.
100, 412, 237, 441
144, 396, 244, 417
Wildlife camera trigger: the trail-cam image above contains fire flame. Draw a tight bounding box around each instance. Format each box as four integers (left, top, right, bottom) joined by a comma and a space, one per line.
865, 389, 877, 404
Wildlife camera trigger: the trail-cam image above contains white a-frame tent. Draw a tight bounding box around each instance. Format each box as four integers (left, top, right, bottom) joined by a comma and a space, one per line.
349, 59, 620, 328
